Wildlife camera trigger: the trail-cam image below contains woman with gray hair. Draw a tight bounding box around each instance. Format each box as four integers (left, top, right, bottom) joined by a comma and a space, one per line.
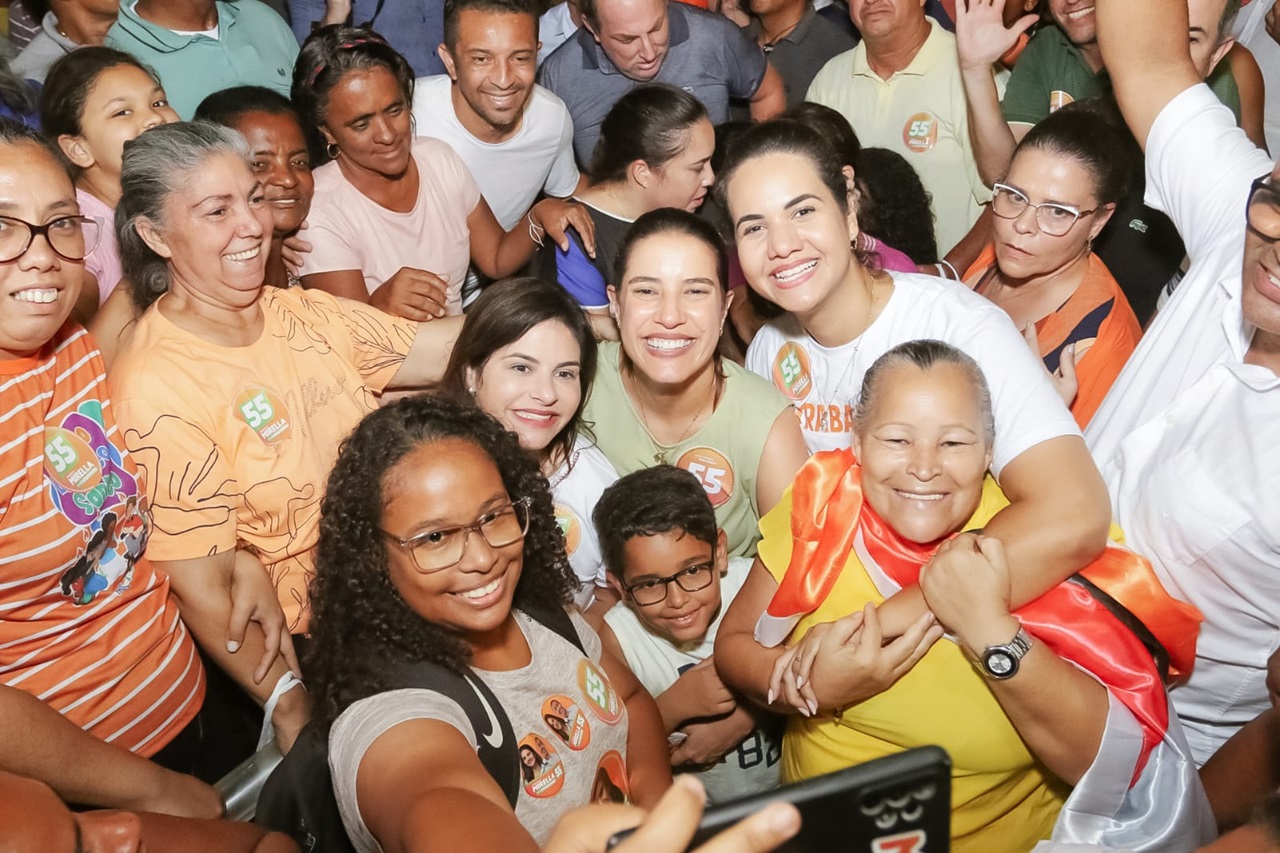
107, 121, 464, 752
717, 339, 1212, 851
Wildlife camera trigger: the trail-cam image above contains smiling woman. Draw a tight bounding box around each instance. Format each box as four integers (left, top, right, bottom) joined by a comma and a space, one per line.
305, 395, 671, 852
105, 121, 466, 754
440, 277, 620, 607
583, 208, 810, 559
293, 26, 594, 320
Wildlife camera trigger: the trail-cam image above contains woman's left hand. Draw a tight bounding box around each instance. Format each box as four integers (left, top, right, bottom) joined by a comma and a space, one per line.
532, 198, 596, 257
919, 534, 1013, 644
280, 222, 313, 276
1023, 326, 1080, 408
227, 552, 300, 684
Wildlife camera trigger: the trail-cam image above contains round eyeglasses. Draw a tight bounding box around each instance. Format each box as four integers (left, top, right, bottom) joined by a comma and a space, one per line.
624, 561, 716, 607
991, 183, 1097, 238
382, 497, 532, 573
0, 215, 102, 264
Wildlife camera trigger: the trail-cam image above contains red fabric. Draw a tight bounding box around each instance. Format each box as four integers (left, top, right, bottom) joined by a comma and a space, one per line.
766, 449, 1203, 781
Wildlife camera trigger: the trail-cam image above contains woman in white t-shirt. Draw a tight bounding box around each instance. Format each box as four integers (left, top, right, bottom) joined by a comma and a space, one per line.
721, 119, 1112, 640
440, 277, 619, 609
292, 27, 593, 319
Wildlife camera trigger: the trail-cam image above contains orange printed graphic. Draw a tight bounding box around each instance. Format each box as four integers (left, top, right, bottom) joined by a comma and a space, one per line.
902, 113, 939, 153
675, 447, 735, 508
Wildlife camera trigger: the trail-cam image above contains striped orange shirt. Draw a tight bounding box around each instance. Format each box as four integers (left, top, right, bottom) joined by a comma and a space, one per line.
0, 323, 204, 756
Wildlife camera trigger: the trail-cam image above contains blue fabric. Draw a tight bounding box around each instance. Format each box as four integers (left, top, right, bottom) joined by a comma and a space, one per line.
553, 232, 608, 309
0, 80, 41, 130
286, 0, 446, 77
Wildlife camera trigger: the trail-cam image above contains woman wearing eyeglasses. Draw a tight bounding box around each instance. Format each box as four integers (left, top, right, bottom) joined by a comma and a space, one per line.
307, 395, 671, 852
965, 103, 1143, 429
0, 119, 230, 817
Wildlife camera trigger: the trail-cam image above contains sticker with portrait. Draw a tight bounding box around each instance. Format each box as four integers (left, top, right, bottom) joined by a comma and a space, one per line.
518, 733, 566, 799
542, 695, 591, 750
591, 750, 630, 804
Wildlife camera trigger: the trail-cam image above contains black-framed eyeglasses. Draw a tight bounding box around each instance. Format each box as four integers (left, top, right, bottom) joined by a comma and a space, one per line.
382, 497, 532, 573
625, 561, 716, 607
0, 215, 102, 263
991, 183, 1098, 237
1247, 175, 1280, 243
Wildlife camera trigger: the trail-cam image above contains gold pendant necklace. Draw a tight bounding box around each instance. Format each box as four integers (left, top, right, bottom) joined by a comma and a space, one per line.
627, 371, 707, 465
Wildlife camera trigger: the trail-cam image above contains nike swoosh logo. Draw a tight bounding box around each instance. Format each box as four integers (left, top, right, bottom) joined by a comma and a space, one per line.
465, 673, 504, 749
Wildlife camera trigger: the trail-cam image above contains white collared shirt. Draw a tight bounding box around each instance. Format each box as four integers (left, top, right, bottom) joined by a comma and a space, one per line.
1086, 84, 1278, 765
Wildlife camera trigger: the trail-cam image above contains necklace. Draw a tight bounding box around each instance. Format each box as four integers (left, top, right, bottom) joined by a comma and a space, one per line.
626, 371, 711, 465
814, 277, 880, 434
760, 14, 803, 52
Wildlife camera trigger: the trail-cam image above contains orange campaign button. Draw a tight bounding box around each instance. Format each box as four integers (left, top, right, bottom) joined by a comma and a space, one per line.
554, 505, 582, 556
1049, 91, 1075, 113
902, 112, 939, 153
233, 386, 293, 445
772, 342, 813, 402
675, 446, 735, 508
44, 426, 103, 493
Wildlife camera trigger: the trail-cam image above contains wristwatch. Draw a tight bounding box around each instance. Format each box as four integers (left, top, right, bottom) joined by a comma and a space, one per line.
978, 627, 1033, 680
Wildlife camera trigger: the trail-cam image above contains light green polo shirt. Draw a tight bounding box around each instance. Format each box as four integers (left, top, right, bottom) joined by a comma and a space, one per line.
806, 18, 996, 256
107, 0, 298, 119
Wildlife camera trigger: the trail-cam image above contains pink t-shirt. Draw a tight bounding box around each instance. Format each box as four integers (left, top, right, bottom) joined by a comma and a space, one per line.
299, 137, 482, 315
77, 189, 123, 305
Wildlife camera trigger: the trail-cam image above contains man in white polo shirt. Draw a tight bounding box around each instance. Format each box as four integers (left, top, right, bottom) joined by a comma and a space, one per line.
414, 0, 581, 233
1088, 0, 1278, 767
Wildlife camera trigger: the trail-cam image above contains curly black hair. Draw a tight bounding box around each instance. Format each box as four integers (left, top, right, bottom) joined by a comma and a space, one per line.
854, 147, 938, 266
306, 394, 579, 732
593, 466, 718, 582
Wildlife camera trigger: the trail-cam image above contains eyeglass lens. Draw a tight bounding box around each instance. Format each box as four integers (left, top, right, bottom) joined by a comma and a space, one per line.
409, 501, 529, 571
0, 216, 102, 263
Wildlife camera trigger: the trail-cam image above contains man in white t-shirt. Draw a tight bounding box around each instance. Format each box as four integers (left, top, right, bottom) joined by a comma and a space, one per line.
590, 467, 782, 804
414, 0, 581, 233
1087, 0, 1280, 767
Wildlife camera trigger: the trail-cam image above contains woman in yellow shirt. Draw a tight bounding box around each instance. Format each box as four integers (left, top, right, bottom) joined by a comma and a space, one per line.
717, 340, 1211, 852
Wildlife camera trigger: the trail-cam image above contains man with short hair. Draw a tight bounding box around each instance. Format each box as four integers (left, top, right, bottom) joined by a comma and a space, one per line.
415, 0, 580, 233
1086, 0, 1278, 768
733, 0, 856, 107
12, 0, 118, 82
806, 0, 991, 256
539, 0, 786, 164
106, 0, 298, 118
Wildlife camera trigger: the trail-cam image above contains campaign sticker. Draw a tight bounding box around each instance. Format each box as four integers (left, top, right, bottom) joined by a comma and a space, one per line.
902, 113, 939, 153
44, 426, 103, 493
1049, 90, 1075, 113
233, 386, 292, 445
577, 659, 624, 725
872, 830, 927, 853
519, 733, 566, 798
675, 447, 735, 509
771, 342, 813, 402
554, 505, 582, 556
591, 750, 630, 804
542, 695, 591, 750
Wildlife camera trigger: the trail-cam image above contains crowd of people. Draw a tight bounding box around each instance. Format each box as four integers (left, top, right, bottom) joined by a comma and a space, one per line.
2, 0, 1280, 850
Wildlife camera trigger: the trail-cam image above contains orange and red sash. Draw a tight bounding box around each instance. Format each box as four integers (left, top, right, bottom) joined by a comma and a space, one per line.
756, 449, 1202, 780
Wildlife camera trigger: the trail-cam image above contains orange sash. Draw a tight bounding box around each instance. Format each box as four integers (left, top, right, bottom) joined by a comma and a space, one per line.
758, 449, 1203, 780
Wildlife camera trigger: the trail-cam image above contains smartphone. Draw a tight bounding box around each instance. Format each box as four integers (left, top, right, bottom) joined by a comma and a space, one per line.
608, 746, 951, 852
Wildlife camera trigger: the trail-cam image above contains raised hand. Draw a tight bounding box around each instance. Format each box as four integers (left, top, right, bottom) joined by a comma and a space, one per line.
956, 0, 1038, 71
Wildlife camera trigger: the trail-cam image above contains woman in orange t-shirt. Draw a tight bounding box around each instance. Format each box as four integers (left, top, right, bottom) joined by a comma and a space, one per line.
965, 103, 1141, 428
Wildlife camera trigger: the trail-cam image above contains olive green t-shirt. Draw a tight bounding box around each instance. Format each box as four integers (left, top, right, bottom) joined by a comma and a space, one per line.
584, 343, 790, 559
1001, 25, 1241, 126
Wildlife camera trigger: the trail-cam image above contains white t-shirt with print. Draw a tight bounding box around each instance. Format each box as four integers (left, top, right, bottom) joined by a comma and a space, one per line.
550, 437, 618, 607
745, 271, 1080, 476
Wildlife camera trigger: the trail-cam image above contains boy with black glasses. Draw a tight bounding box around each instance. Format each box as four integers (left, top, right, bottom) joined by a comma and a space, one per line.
590, 466, 781, 803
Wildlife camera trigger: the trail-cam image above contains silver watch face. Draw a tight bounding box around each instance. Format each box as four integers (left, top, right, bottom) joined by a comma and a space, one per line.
985, 650, 1015, 677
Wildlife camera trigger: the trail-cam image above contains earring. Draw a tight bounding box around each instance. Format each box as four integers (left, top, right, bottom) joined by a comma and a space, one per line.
326, 142, 340, 160
467, 386, 476, 395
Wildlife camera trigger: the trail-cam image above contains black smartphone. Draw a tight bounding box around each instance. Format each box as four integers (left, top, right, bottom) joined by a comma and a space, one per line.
608, 746, 951, 853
